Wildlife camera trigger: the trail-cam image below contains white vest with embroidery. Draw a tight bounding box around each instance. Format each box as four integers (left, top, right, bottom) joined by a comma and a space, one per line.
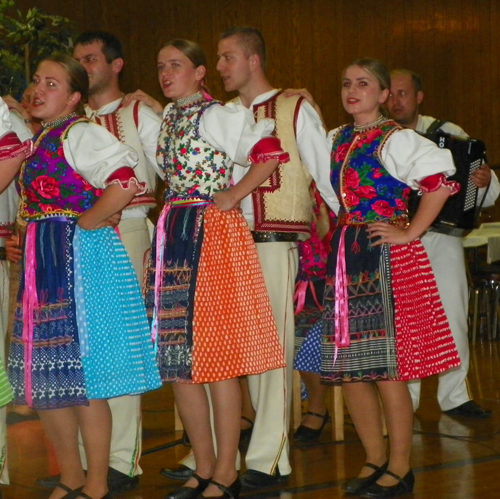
234, 91, 313, 239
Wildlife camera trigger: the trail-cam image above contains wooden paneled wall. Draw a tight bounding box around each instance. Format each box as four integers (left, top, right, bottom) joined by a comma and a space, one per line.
12, 0, 500, 164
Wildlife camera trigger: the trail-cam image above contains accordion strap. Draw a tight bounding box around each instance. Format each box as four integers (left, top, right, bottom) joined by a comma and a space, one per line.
425, 119, 448, 135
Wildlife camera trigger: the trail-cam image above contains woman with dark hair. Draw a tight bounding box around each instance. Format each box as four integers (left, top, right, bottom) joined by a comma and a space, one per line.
7, 54, 161, 499
144, 39, 288, 499
294, 58, 461, 499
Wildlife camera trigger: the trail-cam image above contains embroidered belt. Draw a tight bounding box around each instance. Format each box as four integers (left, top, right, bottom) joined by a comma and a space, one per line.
168, 197, 213, 208
251, 231, 299, 243
0, 248, 5, 260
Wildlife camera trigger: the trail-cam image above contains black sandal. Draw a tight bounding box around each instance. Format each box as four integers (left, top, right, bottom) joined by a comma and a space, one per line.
342, 461, 389, 495
294, 410, 330, 441
57, 483, 84, 499
202, 477, 241, 499
164, 473, 212, 499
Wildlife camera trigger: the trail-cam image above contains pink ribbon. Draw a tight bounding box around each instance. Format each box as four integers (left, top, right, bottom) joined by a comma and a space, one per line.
333, 225, 350, 367
151, 204, 170, 349
294, 280, 324, 316
22, 223, 38, 407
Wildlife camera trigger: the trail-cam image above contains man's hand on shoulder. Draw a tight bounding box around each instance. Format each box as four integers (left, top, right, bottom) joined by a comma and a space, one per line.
283, 88, 326, 129
122, 89, 164, 116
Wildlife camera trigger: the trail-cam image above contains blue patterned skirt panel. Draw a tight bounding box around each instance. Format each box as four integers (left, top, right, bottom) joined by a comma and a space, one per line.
8, 220, 161, 409
144, 205, 204, 382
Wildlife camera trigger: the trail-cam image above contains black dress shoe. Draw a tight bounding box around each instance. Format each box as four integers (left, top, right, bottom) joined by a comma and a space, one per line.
443, 400, 492, 419
361, 469, 415, 499
164, 473, 211, 499
161, 465, 194, 481
294, 410, 330, 442
342, 462, 388, 495
240, 469, 289, 490
201, 477, 241, 498
107, 467, 139, 494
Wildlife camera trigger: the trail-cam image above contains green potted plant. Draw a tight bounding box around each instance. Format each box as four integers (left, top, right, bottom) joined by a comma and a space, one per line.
0, 0, 77, 97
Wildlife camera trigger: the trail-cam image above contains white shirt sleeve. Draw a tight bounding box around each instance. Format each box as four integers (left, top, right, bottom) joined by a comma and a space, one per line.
62, 121, 139, 189
137, 102, 162, 176
9, 111, 33, 142
381, 128, 456, 189
0, 97, 13, 138
478, 170, 500, 207
296, 101, 340, 214
199, 102, 275, 166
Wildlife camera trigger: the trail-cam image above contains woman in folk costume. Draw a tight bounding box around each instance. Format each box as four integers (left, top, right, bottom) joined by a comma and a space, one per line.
144, 39, 287, 499
294, 58, 461, 499
7, 54, 161, 499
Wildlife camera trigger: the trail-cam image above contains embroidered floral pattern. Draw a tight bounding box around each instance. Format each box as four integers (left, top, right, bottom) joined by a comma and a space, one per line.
156, 99, 232, 200
19, 116, 102, 219
331, 122, 409, 224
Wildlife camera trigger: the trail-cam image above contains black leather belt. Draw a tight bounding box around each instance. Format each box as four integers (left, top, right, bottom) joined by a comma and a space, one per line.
0, 248, 5, 261
251, 231, 299, 243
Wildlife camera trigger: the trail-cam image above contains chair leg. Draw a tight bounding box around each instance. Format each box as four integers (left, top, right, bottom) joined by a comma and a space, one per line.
493, 283, 500, 341
329, 385, 345, 441
292, 370, 303, 430
472, 287, 480, 346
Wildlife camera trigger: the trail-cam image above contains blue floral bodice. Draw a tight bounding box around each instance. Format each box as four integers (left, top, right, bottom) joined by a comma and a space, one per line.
330, 121, 411, 225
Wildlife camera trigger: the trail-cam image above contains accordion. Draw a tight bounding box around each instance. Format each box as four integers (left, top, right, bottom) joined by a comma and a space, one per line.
408, 129, 486, 237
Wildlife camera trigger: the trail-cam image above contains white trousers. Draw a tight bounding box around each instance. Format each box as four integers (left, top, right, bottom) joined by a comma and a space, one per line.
0, 259, 9, 484
79, 217, 151, 476
245, 242, 298, 475
408, 232, 472, 411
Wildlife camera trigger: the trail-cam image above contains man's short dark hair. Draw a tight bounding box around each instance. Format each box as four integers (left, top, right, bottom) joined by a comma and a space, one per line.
220, 26, 267, 69
390, 69, 423, 93
74, 30, 123, 63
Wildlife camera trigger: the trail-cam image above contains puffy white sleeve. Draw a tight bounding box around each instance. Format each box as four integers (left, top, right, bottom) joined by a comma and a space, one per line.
198, 102, 275, 166
381, 128, 456, 189
9, 110, 33, 142
138, 102, 163, 178
62, 120, 139, 189
296, 101, 340, 214
0, 97, 12, 138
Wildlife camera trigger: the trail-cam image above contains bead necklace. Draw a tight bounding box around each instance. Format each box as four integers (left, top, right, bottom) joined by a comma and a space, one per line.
175, 91, 204, 108
41, 112, 78, 129
353, 114, 387, 132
